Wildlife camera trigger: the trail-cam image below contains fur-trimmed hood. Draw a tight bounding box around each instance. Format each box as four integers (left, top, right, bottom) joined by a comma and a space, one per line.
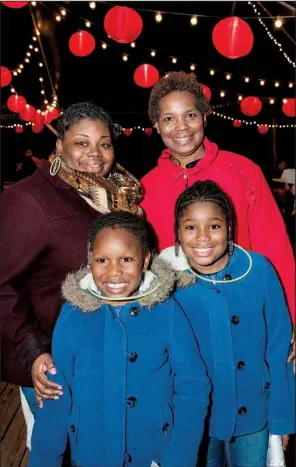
61, 256, 176, 312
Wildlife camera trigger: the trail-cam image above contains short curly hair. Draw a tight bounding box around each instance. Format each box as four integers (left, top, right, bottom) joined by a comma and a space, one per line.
148, 72, 212, 124
56, 102, 121, 140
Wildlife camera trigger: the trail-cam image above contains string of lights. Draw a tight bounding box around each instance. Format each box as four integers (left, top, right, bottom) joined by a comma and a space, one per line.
248, 1, 295, 68
90, 1, 295, 20
35, 1, 295, 88
212, 110, 296, 128
11, 30, 41, 77
0, 122, 32, 129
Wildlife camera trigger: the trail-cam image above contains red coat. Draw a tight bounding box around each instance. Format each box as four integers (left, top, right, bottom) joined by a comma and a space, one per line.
141, 138, 295, 322
0, 162, 98, 387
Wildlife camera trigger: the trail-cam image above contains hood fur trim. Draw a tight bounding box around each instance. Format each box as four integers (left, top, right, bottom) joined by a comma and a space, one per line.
61, 257, 176, 313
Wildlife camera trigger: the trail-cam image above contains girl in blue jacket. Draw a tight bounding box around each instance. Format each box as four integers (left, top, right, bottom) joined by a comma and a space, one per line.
29, 211, 210, 467
161, 180, 295, 467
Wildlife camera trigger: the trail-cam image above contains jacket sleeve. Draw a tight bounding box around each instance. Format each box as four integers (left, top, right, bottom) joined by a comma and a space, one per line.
263, 259, 295, 435
248, 165, 295, 322
29, 305, 73, 467
0, 189, 51, 373
160, 300, 210, 467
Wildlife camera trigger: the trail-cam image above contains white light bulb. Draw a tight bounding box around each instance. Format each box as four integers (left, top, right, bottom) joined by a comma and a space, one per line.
150, 50, 156, 57
209, 69, 215, 76
260, 80, 265, 86
155, 12, 163, 22
102, 43, 107, 49
245, 77, 250, 83
226, 74, 231, 80
89, 2, 96, 9
130, 42, 136, 48
172, 57, 177, 64
274, 17, 282, 28
85, 21, 91, 28
190, 64, 195, 71
190, 16, 198, 26
122, 54, 128, 62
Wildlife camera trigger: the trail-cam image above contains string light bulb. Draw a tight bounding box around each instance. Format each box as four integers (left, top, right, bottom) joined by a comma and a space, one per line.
32, 36, 37, 41
61, 9, 66, 16
26, 52, 31, 57
29, 44, 33, 49
220, 91, 226, 97
89, 2, 96, 9
274, 81, 280, 87
282, 98, 288, 103
238, 95, 243, 101
55, 15, 61, 22
130, 42, 136, 48
150, 50, 156, 57
226, 73, 232, 80
269, 98, 275, 104
244, 77, 250, 83
10, 87, 15, 93
34, 47, 39, 52
39, 62, 43, 67
20, 64, 24, 69
190, 64, 196, 71
31, 1, 37, 5
190, 15, 198, 26
155, 12, 163, 22
13, 71, 18, 76
25, 58, 30, 63
209, 69, 215, 76
85, 21, 91, 28
288, 82, 294, 88
260, 79, 265, 86
274, 17, 283, 28
122, 54, 128, 62
101, 42, 107, 49
39, 77, 43, 82
172, 57, 177, 64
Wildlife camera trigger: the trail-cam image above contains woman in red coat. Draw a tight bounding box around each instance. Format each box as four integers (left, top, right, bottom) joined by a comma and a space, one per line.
0, 102, 142, 448
140, 72, 295, 325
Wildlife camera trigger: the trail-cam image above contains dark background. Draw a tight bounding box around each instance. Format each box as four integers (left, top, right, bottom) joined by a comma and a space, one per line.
1, 1, 295, 183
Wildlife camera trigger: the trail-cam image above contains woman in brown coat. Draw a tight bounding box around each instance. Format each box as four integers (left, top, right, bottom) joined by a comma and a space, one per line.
0, 102, 143, 448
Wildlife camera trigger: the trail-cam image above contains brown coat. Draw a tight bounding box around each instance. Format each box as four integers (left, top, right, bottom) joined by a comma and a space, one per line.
0, 161, 98, 387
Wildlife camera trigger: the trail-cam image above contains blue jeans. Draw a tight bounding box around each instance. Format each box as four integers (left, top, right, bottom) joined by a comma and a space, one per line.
21, 386, 39, 419
199, 425, 269, 467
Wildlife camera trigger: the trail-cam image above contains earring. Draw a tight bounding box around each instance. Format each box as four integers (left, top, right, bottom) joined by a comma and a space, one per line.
228, 239, 234, 256
174, 241, 180, 257
49, 155, 62, 176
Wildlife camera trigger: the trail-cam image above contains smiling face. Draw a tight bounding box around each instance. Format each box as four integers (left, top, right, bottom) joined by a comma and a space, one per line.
91, 227, 150, 305
156, 91, 206, 167
56, 119, 114, 176
179, 201, 229, 274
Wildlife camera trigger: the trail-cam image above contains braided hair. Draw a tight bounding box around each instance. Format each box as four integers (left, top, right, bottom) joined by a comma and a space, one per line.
174, 180, 235, 256
56, 102, 121, 140
88, 211, 150, 264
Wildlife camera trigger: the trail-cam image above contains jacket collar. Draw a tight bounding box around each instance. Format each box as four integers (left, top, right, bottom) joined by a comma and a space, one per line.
61, 256, 176, 312
157, 137, 219, 180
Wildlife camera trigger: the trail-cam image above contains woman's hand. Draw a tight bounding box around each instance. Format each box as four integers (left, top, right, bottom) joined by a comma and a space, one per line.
281, 435, 289, 451
31, 352, 63, 408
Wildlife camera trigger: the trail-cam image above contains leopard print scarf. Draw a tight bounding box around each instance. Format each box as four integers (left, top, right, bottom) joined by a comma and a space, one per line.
49, 154, 143, 215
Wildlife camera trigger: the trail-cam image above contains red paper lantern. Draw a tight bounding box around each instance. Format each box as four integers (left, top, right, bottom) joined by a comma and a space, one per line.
69, 30, 96, 57
15, 125, 24, 134
282, 98, 296, 117
240, 96, 262, 117
233, 119, 242, 128
123, 128, 132, 136
32, 123, 44, 134
258, 124, 269, 134
7, 94, 27, 113
44, 111, 53, 124
49, 108, 60, 120
201, 84, 212, 102
144, 127, 153, 136
19, 104, 36, 122
134, 64, 159, 88
104, 6, 143, 44
212, 16, 254, 59
1, 2, 29, 8
0, 66, 12, 87
34, 111, 45, 127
